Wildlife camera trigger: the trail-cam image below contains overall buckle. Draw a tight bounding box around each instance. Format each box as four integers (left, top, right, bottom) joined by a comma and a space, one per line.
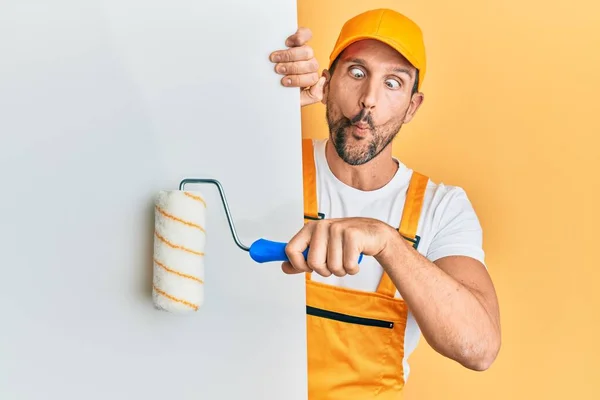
402, 234, 421, 250
304, 212, 325, 221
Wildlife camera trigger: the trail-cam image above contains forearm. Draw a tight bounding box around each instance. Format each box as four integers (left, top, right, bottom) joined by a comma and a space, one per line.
376, 232, 500, 371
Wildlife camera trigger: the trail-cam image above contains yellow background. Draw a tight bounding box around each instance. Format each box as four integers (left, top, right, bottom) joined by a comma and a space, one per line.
296, 0, 600, 398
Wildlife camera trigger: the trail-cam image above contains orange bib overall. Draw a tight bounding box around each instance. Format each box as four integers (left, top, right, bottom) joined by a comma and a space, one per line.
301, 139, 429, 399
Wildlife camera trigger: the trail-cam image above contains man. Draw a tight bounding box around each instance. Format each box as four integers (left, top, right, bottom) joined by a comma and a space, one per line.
269, 9, 501, 398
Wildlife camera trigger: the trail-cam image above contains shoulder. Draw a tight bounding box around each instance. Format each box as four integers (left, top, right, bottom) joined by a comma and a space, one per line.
301, 137, 324, 157
302, 138, 328, 168
302, 137, 326, 150
424, 178, 479, 219
401, 166, 477, 213
417, 174, 486, 265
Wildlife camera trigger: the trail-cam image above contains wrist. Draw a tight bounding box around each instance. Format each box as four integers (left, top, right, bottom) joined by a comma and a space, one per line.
375, 223, 407, 267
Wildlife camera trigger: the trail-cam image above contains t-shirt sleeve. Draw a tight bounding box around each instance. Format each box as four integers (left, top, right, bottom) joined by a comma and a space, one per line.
425, 185, 486, 266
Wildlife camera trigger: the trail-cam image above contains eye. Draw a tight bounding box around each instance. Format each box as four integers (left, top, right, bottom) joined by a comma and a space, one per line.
385, 79, 401, 89
349, 67, 365, 79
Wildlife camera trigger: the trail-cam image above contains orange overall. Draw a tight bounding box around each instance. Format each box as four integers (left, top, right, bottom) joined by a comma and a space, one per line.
301, 139, 429, 399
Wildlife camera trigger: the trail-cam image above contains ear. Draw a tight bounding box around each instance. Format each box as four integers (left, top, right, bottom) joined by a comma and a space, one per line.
402, 92, 424, 124
320, 69, 332, 105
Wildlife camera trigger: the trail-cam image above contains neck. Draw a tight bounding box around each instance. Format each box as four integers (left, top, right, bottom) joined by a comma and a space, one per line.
325, 139, 398, 191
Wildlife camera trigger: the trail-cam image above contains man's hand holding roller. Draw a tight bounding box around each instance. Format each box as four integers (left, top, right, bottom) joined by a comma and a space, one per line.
282, 217, 397, 277
269, 27, 325, 107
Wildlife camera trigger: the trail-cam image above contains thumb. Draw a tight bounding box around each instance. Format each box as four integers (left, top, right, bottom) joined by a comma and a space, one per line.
300, 76, 325, 107
281, 261, 305, 274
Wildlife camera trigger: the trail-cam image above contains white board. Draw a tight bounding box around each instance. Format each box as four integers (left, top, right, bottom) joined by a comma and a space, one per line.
0, 1, 307, 399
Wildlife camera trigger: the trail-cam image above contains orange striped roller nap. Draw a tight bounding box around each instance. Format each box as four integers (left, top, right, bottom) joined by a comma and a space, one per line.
152, 189, 207, 313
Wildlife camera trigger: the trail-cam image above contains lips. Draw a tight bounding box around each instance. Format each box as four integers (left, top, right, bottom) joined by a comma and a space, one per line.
350, 124, 370, 138
353, 122, 370, 130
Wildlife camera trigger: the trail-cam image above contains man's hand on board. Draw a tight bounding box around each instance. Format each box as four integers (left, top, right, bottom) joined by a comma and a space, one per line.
270, 27, 325, 106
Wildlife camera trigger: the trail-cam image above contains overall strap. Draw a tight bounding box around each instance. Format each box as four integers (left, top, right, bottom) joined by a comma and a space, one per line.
302, 138, 317, 282
302, 138, 320, 223
376, 171, 429, 297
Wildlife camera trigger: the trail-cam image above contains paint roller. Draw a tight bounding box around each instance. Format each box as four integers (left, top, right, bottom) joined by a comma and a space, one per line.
152, 178, 363, 313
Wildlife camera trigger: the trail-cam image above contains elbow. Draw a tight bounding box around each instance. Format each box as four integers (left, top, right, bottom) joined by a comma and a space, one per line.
458, 334, 501, 371
462, 348, 498, 372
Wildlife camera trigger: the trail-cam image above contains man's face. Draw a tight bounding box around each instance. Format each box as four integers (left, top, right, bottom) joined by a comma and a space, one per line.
324, 39, 423, 166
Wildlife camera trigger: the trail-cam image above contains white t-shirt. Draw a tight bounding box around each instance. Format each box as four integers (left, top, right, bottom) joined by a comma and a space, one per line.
308, 138, 486, 382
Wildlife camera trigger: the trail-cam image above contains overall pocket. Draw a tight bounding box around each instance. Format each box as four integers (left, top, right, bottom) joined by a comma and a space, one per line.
306, 305, 405, 398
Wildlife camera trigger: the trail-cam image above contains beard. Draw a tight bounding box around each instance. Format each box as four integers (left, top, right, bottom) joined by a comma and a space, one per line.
326, 102, 405, 166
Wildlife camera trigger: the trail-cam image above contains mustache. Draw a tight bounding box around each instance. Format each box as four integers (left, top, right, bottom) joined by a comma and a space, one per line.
350, 108, 374, 129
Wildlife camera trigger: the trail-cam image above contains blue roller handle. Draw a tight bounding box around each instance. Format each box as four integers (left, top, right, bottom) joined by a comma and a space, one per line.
248, 238, 364, 264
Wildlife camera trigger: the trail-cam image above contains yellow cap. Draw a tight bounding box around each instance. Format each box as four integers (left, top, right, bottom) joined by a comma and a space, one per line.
329, 9, 426, 91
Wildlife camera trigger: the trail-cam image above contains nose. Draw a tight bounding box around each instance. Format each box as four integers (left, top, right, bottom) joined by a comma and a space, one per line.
359, 77, 379, 110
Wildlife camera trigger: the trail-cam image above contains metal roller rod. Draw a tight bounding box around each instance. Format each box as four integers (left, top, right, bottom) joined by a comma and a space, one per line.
179, 178, 250, 252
